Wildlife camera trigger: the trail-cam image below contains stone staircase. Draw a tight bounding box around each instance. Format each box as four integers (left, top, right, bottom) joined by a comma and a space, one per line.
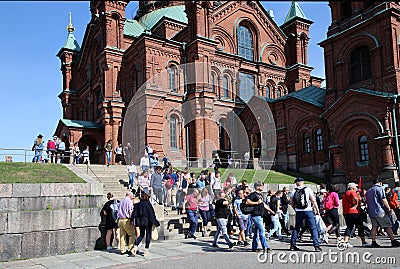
66, 164, 221, 240
163, 207, 219, 240
67, 164, 131, 201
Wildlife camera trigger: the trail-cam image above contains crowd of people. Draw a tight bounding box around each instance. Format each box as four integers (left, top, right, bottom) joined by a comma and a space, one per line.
102, 191, 160, 257
104, 152, 400, 255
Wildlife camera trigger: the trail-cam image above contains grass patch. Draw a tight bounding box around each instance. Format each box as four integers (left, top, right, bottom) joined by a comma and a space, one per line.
0, 163, 85, 183
177, 167, 323, 185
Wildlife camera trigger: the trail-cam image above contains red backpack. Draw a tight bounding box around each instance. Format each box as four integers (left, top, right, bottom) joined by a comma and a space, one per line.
388, 190, 399, 209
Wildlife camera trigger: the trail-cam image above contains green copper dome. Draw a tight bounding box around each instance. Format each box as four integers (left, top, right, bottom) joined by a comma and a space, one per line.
139, 5, 187, 29
124, 5, 187, 37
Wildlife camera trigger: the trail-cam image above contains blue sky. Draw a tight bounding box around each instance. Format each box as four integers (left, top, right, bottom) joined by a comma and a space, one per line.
0, 1, 330, 161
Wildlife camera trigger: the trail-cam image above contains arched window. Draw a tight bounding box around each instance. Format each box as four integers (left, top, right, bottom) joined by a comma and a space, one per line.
239, 72, 255, 102
169, 66, 176, 91
359, 135, 369, 161
300, 34, 307, 64
276, 88, 281, 98
304, 134, 311, 153
265, 85, 270, 98
350, 46, 371, 83
211, 73, 216, 92
238, 25, 254, 61
223, 76, 229, 98
170, 116, 178, 148
316, 128, 323, 151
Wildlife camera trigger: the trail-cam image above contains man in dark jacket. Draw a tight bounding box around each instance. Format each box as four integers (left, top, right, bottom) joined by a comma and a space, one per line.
131, 191, 160, 257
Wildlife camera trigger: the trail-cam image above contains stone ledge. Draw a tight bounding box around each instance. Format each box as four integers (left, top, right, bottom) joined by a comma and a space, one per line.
41, 183, 91, 197
0, 183, 103, 198
6, 208, 100, 234
12, 184, 41, 197
0, 184, 12, 198
0, 196, 103, 213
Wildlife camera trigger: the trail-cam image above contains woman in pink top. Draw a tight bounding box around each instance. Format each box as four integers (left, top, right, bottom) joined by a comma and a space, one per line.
198, 188, 211, 237
322, 185, 341, 241
138, 170, 150, 194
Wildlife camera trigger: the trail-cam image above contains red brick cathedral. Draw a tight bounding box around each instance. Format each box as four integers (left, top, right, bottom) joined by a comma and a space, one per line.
55, 1, 400, 187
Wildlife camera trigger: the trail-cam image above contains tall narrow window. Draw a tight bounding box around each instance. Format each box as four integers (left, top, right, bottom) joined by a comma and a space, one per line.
239, 72, 255, 103
276, 88, 281, 98
350, 46, 371, 83
170, 116, 177, 148
169, 66, 176, 91
316, 128, 323, 151
238, 26, 254, 61
211, 73, 216, 92
223, 76, 229, 98
359, 135, 369, 161
265, 85, 270, 98
304, 135, 311, 153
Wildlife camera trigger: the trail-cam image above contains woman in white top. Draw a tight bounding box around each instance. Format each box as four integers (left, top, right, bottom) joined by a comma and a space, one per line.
140, 154, 150, 171
126, 161, 137, 189
211, 171, 222, 201
114, 144, 123, 165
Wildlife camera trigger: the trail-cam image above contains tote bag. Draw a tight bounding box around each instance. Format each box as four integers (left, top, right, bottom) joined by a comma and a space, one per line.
151, 224, 159, 240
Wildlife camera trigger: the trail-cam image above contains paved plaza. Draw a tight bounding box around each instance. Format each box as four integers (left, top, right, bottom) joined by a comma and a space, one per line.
1, 233, 399, 269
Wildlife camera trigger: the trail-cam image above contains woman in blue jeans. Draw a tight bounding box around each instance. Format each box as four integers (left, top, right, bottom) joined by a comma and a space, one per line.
246, 181, 275, 253
198, 188, 211, 237
213, 192, 235, 248
182, 188, 200, 239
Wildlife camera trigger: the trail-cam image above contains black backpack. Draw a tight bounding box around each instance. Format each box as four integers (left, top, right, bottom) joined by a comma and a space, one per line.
293, 187, 308, 209
110, 199, 119, 223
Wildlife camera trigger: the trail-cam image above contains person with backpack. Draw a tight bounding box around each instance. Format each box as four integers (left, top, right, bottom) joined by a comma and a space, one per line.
101, 192, 120, 251
267, 190, 283, 241
289, 177, 322, 252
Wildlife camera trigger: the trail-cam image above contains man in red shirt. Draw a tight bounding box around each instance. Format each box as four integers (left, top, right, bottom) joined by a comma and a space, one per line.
342, 182, 370, 247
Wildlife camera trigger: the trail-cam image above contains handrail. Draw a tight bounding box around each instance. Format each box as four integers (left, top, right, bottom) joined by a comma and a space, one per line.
84, 163, 102, 183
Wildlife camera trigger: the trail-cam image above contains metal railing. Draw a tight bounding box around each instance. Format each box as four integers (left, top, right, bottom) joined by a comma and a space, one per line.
0, 147, 72, 163
0, 147, 275, 171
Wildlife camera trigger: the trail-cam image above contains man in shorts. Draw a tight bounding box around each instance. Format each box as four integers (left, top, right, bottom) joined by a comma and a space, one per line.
366, 178, 400, 247
233, 189, 249, 246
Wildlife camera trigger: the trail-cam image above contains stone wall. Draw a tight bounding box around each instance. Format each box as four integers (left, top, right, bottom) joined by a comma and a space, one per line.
0, 182, 103, 261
